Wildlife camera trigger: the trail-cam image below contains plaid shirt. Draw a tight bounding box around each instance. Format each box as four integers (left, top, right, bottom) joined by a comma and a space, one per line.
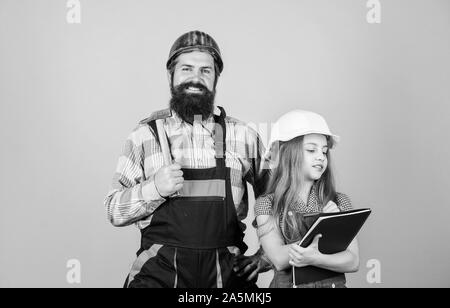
104, 107, 269, 231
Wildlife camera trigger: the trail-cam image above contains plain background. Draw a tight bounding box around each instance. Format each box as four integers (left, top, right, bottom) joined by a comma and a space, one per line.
1, 0, 449, 287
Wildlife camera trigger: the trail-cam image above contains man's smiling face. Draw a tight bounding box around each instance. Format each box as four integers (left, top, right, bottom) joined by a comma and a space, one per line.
171, 50, 216, 92
169, 51, 217, 123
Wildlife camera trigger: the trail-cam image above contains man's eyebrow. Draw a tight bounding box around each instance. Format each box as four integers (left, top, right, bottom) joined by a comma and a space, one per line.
179, 64, 213, 69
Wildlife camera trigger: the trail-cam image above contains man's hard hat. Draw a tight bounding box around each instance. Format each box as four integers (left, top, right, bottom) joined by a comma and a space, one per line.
267, 110, 340, 155
166, 30, 224, 74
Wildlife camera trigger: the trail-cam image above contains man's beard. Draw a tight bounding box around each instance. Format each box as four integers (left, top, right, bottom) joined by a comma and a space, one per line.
170, 82, 215, 124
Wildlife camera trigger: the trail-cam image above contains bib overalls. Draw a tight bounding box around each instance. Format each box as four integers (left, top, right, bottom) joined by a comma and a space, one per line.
124, 107, 254, 288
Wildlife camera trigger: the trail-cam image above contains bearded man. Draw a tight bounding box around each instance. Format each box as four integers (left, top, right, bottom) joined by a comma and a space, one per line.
104, 31, 270, 288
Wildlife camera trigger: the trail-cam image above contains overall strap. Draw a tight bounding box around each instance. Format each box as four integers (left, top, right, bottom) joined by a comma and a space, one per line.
213, 106, 227, 172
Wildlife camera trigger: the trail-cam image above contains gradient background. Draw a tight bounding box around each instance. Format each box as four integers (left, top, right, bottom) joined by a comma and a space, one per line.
1, 0, 449, 287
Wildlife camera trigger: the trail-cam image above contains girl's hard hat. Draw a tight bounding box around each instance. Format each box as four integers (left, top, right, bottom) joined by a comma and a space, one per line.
267, 110, 340, 152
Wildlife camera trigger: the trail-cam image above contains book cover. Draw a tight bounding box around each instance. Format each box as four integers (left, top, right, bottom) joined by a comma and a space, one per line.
292, 208, 372, 285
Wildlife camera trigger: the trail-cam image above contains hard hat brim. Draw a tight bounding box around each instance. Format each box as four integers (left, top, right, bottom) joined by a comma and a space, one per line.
166, 46, 224, 74
264, 131, 340, 162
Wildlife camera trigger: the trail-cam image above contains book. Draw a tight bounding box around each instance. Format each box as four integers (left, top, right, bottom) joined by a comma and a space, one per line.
292, 208, 372, 286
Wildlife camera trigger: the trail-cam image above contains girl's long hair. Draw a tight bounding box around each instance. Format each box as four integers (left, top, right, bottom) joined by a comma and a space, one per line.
264, 136, 336, 243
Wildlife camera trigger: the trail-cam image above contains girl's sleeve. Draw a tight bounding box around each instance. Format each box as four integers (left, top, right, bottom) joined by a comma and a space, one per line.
254, 195, 273, 217
336, 192, 353, 212
252, 195, 273, 228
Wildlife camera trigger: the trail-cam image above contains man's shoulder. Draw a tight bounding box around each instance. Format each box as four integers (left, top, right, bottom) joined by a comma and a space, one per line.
139, 108, 172, 125
126, 108, 172, 140
224, 115, 259, 136
224, 114, 243, 125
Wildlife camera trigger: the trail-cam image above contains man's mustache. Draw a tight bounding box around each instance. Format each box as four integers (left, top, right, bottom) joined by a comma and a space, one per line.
174, 82, 211, 94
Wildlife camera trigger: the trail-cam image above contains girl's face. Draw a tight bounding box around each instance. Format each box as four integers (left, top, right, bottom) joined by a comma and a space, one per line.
301, 134, 329, 182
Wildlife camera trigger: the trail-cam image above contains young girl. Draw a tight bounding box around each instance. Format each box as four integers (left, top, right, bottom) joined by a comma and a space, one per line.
255, 110, 359, 288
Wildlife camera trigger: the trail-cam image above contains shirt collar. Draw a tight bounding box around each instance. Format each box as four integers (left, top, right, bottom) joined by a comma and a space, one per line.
293, 183, 320, 212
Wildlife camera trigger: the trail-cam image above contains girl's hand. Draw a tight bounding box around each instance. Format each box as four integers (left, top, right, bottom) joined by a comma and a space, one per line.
323, 200, 340, 213
288, 234, 323, 268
